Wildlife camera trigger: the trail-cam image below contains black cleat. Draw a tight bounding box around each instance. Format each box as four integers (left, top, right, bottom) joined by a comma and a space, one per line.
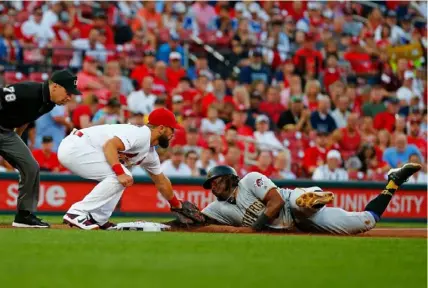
12, 213, 50, 228
387, 163, 422, 186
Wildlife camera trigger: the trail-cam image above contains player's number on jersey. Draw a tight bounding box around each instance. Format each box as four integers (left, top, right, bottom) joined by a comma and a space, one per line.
3, 87, 16, 102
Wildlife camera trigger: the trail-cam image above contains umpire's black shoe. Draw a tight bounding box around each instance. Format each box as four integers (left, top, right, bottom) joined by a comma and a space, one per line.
12, 213, 50, 228
387, 163, 422, 186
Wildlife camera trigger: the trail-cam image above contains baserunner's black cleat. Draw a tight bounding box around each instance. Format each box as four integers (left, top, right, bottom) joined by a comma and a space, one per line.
387, 163, 422, 186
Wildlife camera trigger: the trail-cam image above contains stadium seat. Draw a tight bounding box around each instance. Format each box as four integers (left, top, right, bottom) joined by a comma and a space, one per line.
348, 170, 366, 180
3, 71, 29, 85
29, 72, 50, 82
51, 43, 74, 67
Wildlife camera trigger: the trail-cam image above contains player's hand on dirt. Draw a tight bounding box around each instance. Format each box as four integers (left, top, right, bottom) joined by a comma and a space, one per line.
118, 174, 134, 187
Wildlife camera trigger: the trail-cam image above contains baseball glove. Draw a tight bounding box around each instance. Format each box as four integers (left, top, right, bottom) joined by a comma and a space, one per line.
171, 201, 206, 226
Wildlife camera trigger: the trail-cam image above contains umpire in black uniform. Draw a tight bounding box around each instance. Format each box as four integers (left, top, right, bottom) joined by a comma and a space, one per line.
0, 69, 80, 228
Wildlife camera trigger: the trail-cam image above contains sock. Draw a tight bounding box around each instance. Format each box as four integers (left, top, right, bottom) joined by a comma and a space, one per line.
364, 180, 398, 220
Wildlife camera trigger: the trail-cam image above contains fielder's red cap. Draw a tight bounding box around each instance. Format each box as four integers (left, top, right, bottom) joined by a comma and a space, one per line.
148, 108, 182, 129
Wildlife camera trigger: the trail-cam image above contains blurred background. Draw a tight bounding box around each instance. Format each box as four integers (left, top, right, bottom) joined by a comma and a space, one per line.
0, 0, 426, 183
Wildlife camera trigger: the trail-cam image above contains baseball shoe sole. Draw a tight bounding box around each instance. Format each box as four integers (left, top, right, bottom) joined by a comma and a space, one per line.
63, 213, 100, 230
12, 213, 50, 228
12, 222, 50, 228
387, 163, 422, 186
296, 191, 334, 209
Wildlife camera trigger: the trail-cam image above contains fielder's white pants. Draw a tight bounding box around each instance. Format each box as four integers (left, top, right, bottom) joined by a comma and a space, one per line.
57, 132, 131, 225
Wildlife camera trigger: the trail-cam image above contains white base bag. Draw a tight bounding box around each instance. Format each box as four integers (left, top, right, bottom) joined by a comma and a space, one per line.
114, 221, 171, 232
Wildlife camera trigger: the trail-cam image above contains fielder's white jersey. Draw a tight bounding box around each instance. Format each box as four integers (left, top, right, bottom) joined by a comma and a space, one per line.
79, 124, 161, 174
202, 172, 294, 229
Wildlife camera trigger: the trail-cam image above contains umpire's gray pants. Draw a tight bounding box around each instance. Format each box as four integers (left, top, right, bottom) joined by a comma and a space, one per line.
0, 129, 40, 212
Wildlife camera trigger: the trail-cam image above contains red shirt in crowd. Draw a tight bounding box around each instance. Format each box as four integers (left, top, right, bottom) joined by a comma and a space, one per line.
72, 104, 92, 129
259, 102, 285, 124
130, 64, 154, 85
98, 92, 129, 119
152, 76, 169, 96
338, 128, 361, 160
166, 67, 186, 90
343, 51, 377, 74
407, 136, 427, 159
303, 146, 328, 174
32, 150, 62, 172
373, 111, 395, 132
323, 68, 342, 94
294, 48, 323, 75
181, 88, 200, 106
249, 165, 278, 178
79, 23, 115, 45
225, 122, 254, 137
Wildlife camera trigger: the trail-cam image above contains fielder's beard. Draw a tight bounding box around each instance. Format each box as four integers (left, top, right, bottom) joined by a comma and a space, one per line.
158, 134, 170, 148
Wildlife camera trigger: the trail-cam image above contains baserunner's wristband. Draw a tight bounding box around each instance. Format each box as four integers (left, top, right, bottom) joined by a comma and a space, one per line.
252, 213, 269, 231
112, 164, 125, 176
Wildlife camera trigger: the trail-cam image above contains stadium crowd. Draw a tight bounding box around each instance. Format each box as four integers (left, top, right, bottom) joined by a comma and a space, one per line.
0, 1, 426, 183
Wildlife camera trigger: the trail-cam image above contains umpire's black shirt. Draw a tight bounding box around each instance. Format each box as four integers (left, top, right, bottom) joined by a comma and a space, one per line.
0, 81, 55, 129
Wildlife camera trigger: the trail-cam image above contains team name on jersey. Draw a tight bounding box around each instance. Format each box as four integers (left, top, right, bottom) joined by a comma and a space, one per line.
242, 200, 265, 227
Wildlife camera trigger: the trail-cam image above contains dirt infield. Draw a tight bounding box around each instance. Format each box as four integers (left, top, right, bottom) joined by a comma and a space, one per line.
0, 223, 426, 238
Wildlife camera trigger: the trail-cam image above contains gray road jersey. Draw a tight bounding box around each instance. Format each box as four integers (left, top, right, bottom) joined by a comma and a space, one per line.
202, 172, 294, 229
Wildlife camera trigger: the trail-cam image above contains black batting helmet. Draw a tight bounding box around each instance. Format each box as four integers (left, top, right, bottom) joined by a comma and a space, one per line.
203, 165, 238, 189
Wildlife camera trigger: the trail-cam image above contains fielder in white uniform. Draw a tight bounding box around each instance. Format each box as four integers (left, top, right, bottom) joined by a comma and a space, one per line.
200, 163, 421, 235
57, 108, 183, 230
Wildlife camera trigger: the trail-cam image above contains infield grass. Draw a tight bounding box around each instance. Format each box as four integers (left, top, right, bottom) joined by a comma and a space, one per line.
0, 216, 426, 288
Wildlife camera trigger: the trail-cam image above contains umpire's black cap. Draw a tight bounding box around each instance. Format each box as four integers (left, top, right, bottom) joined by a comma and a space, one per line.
50, 69, 81, 95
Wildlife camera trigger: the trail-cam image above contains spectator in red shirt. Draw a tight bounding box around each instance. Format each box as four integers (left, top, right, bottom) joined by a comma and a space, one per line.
259, 85, 285, 124
343, 37, 376, 75
166, 52, 186, 89
222, 125, 255, 158
71, 94, 99, 129
76, 56, 109, 99
182, 127, 204, 154
249, 150, 278, 178
52, 11, 74, 42
407, 117, 427, 159
373, 98, 400, 132
320, 54, 343, 94
200, 77, 233, 118
334, 113, 361, 161
32, 136, 62, 173
225, 106, 254, 136
125, 30, 155, 68
346, 83, 362, 115
303, 131, 330, 175
130, 49, 157, 86
303, 79, 322, 111
85, 11, 114, 45
294, 33, 323, 79
152, 61, 170, 96
171, 77, 199, 109
221, 145, 246, 177
360, 116, 377, 145
98, 76, 129, 120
